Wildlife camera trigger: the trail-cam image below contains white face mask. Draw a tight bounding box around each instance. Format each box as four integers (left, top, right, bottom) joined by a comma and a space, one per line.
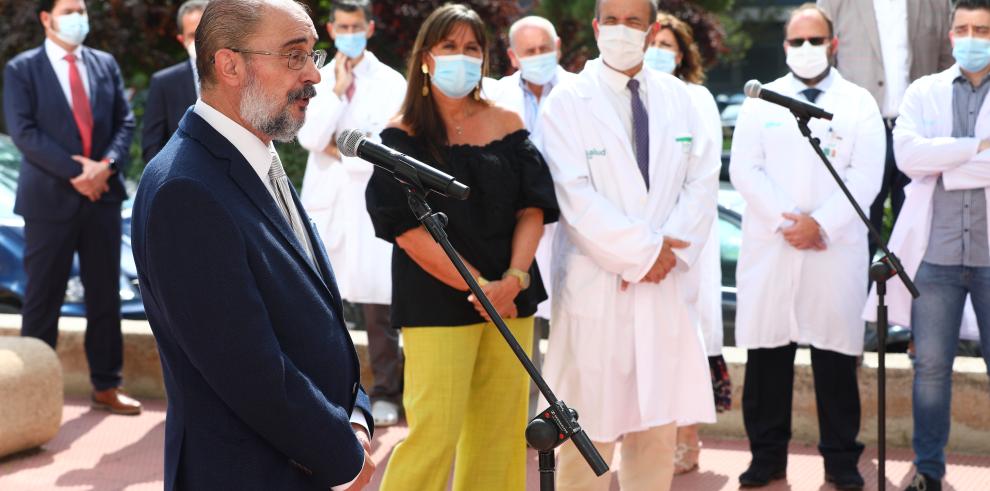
53, 12, 90, 47
786, 41, 830, 79
597, 24, 649, 71
185, 41, 196, 62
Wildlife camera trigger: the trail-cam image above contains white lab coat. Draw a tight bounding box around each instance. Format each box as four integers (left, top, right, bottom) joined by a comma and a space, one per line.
864, 65, 990, 328
730, 71, 885, 356
685, 82, 725, 356
297, 51, 406, 305
539, 58, 719, 441
488, 67, 577, 320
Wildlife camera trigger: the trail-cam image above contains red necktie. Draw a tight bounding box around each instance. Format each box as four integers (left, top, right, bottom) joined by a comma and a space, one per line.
64, 54, 93, 158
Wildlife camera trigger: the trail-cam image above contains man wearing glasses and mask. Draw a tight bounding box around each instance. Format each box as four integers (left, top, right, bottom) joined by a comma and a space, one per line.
131, 0, 374, 489
729, 4, 884, 489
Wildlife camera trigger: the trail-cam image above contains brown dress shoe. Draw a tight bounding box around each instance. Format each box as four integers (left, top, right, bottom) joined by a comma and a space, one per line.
91, 388, 142, 415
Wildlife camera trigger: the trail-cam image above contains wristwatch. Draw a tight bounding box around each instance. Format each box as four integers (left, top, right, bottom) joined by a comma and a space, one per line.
502, 268, 531, 290
104, 158, 118, 174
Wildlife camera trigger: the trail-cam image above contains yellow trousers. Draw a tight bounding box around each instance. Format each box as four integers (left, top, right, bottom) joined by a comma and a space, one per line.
379, 317, 534, 491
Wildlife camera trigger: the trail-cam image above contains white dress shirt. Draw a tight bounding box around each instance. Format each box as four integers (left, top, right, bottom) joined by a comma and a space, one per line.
597, 63, 650, 155
192, 98, 369, 489
44, 38, 90, 108
874, 0, 910, 118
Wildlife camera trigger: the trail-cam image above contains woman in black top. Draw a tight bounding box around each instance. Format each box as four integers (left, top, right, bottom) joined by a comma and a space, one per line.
366, 5, 558, 491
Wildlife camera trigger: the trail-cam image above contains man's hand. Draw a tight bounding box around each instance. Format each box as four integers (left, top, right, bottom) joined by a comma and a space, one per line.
468, 278, 521, 321
642, 237, 690, 284
343, 423, 375, 490
70, 156, 111, 202
333, 52, 354, 98
781, 212, 826, 250
979, 138, 990, 153
324, 140, 342, 160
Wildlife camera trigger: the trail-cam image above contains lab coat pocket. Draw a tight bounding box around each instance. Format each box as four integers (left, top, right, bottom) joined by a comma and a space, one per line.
559, 253, 609, 320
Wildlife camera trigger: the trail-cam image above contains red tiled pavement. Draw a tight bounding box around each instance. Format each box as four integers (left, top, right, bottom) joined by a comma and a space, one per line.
2, 398, 989, 490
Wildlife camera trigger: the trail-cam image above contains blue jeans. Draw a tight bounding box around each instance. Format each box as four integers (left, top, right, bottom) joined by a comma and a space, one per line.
909, 262, 990, 479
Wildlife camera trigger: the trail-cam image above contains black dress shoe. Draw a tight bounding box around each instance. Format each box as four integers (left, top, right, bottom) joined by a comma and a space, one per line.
825, 469, 865, 490
905, 472, 942, 491
739, 463, 787, 487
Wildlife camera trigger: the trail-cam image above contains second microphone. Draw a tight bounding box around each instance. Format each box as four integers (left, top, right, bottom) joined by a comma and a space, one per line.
337, 129, 471, 200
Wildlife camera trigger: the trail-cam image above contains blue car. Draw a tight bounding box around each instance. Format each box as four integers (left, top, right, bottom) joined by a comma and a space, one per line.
0, 134, 145, 319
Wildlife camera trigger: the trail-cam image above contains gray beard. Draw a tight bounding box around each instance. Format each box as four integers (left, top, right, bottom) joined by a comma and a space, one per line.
239, 70, 314, 142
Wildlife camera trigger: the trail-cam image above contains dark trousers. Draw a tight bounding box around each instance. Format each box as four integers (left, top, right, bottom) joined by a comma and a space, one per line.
21, 202, 122, 391
742, 343, 864, 473
868, 119, 910, 259
362, 303, 403, 403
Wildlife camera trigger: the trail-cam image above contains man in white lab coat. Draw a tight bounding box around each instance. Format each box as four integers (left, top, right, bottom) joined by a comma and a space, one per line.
487, 14, 577, 415
539, 0, 719, 489
863, 2, 990, 489
296, 0, 406, 427
730, 5, 885, 489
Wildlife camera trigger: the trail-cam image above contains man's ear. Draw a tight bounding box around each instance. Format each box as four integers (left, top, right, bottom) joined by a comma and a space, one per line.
327, 22, 336, 40
507, 48, 520, 70
366, 20, 375, 38
213, 48, 245, 88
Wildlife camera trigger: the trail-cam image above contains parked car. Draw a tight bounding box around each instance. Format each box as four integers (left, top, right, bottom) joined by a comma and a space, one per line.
0, 134, 144, 319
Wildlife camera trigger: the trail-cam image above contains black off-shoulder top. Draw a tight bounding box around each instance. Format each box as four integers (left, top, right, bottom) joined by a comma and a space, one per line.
365, 127, 560, 328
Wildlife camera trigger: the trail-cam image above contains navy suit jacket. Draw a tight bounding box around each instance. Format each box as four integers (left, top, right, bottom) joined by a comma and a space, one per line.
3, 44, 134, 222
132, 109, 373, 490
141, 60, 196, 163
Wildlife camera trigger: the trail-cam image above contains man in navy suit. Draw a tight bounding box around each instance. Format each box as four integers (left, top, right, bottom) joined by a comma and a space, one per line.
141, 0, 206, 163
3, 0, 139, 414
132, 0, 374, 488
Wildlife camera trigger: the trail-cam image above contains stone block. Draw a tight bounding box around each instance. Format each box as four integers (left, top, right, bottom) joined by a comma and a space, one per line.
0, 336, 62, 458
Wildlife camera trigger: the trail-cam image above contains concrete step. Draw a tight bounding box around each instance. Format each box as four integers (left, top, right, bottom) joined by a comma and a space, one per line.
1, 314, 987, 454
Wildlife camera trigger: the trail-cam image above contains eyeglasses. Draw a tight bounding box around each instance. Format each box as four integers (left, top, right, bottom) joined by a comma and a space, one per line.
228, 48, 327, 70
785, 37, 829, 47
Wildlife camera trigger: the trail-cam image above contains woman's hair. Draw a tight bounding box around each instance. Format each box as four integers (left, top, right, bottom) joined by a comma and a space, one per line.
656, 11, 705, 85
399, 4, 490, 164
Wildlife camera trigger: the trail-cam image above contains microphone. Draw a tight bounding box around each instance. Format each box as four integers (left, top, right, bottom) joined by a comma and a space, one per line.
744, 79, 833, 121
337, 129, 470, 200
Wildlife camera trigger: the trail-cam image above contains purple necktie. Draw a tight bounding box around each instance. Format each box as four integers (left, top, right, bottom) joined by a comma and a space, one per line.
628, 78, 649, 188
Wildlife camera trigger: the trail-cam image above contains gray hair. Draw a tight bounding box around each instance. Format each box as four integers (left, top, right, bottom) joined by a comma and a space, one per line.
508, 16, 558, 50
195, 0, 309, 88
594, 0, 658, 23
176, 0, 209, 31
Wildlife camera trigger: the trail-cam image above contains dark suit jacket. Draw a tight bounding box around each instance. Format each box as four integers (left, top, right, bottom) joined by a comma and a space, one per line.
142, 60, 196, 163
132, 109, 372, 490
3, 44, 134, 222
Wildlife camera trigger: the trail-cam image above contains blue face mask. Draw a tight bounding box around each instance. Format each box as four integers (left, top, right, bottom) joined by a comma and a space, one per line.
954, 37, 990, 73
54, 12, 90, 47
334, 31, 367, 59
644, 47, 678, 74
431, 54, 483, 99
518, 52, 558, 86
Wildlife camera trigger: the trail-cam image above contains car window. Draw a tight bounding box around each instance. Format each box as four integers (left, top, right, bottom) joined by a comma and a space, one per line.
719, 211, 741, 288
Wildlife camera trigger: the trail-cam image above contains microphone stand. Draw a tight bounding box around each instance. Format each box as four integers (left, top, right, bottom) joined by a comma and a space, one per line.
793, 114, 920, 491
391, 167, 609, 491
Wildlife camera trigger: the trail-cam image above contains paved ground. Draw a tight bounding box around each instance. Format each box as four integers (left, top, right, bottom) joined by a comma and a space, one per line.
2, 398, 989, 490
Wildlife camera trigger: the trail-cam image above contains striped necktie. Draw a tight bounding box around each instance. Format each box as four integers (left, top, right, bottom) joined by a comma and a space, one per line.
628, 78, 650, 188
268, 151, 316, 265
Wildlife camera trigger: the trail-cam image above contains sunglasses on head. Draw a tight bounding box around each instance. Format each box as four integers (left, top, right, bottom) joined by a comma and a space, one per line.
786, 37, 829, 47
